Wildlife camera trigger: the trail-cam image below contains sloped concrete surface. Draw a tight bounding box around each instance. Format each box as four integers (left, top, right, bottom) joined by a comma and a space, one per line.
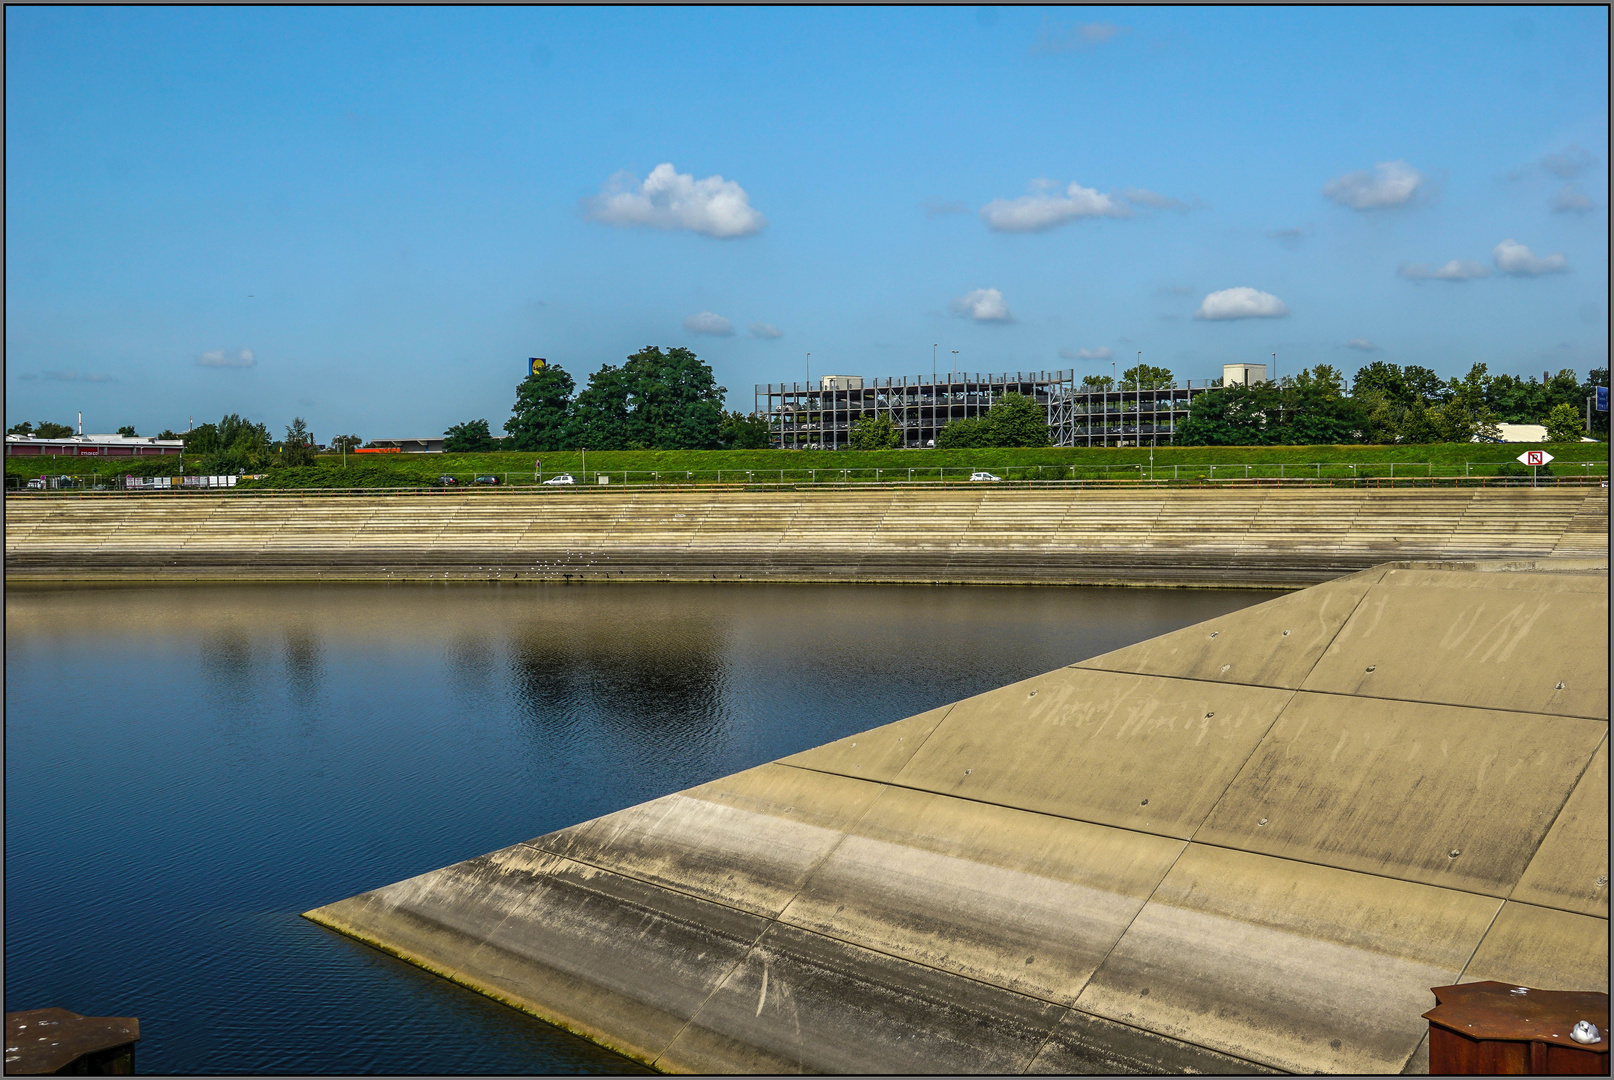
7, 488, 1607, 587
305, 559, 1609, 1073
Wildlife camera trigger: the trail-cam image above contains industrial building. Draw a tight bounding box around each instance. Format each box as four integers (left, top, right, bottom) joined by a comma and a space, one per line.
4, 433, 184, 458
755, 368, 1240, 448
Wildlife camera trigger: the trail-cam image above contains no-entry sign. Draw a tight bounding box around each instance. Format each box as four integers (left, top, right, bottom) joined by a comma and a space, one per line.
1518, 450, 1554, 467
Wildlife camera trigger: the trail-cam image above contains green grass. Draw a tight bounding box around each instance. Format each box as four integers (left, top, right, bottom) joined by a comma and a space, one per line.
8, 441, 1608, 489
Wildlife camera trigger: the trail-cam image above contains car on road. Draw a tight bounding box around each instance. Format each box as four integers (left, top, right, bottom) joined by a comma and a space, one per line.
968, 471, 1001, 482
542, 473, 576, 485
434, 475, 458, 486
26, 478, 45, 489
472, 475, 501, 485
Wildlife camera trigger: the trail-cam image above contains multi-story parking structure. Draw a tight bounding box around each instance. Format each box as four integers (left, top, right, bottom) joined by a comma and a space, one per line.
756, 370, 1224, 448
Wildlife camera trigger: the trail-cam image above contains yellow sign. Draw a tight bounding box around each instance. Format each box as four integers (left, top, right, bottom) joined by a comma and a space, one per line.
529, 357, 547, 376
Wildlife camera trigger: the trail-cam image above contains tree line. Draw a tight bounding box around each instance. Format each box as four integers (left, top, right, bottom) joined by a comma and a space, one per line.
446, 346, 770, 452
1176, 362, 1607, 445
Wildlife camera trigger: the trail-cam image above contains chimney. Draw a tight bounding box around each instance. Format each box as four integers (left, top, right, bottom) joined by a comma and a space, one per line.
78, 411, 83, 436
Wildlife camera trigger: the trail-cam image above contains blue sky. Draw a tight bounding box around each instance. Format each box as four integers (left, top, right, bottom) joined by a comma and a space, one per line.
6, 6, 1607, 438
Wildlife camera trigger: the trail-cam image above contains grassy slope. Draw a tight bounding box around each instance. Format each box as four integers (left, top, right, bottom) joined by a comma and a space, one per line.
9, 441, 1607, 487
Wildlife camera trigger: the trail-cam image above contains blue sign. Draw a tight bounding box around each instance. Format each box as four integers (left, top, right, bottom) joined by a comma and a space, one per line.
1597, 385, 1609, 412
530, 357, 547, 376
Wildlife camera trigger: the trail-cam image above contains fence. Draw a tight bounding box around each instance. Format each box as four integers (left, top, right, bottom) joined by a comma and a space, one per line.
7, 467, 1608, 499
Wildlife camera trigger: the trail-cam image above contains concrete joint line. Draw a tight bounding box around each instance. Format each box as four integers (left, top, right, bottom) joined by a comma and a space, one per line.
1501, 727, 1610, 910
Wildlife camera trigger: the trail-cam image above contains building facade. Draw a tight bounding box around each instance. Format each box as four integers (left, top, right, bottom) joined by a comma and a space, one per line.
5, 434, 184, 457
756, 370, 1223, 448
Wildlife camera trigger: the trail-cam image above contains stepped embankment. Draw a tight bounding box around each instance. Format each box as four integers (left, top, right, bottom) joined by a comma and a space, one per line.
5, 487, 1607, 587
305, 558, 1608, 1073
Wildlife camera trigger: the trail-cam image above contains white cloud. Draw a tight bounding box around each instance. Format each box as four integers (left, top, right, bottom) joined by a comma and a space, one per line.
949, 288, 1013, 322
1551, 186, 1596, 214
980, 181, 1131, 232
1397, 259, 1490, 281
1346, 338, 1380, 352
683, 312, 735, 336
584, 163, 766, 239
1059, 346, 1113, 361
748, 322, 782, 339
1541, 144, 1594, 179
1322, 160, 1423, 209
41, 369, 117, 382
1493, 239, 1568, 276
1122, 187, 1195, 211
1030, 20, 1127, 54
1193, 287, 1289, 321
197, 348, 255, 368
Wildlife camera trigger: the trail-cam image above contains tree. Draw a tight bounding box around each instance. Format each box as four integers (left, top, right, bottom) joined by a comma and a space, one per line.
1079, 375, 1114, 392
567, 346, 727, 450
157, 429, 181, 441
622, 346, 726, 449
33, 421, 74, 439
1402, 365, 1450, 405
7, 422, 35, 436
507, 362, 576, 451
329, 434, 363, 453
568, 363, 633, 450
1280, 366, 1365, 444
1176, 382, 1283, 445
280, 418, 317, 467
935, 393, 1050, 449
443, 418, 497, 453
982, 392, 1052, 447
719, 411, 772, 449
117, 425, 138, 437
849, 413, 901, 450
1546, 403, 1584, 442
1120, 364, 1174, 390
185, 413, 271, 473
934, 416, 990, 449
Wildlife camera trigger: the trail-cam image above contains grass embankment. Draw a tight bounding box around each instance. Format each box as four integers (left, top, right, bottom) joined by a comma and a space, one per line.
8, 442, 1607, 490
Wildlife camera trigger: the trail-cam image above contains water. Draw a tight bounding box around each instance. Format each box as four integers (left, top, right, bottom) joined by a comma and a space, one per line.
5, 581, 1283, 1074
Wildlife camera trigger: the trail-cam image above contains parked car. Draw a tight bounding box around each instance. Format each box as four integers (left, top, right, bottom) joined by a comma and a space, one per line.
472, 475, 501, 485
968, 471, 1001, 482
542, 473, 576, 485
434, 475, 458, 486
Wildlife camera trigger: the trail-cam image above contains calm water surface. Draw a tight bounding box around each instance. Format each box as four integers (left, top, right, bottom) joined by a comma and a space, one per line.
5, 581, 1281, 1074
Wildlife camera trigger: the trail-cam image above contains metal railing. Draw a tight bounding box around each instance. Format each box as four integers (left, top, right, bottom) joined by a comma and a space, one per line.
7, 466, 1608, 498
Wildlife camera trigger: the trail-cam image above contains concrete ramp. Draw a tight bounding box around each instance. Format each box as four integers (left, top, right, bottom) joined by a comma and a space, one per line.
306, 560, 1609, 1074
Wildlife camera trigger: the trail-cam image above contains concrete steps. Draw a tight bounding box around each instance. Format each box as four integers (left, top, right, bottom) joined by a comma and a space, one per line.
7, 489, 1606, 584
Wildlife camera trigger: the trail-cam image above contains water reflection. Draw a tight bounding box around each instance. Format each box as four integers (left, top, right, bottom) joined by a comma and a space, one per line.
510, 615, 731, 745
282, 625, 325, 712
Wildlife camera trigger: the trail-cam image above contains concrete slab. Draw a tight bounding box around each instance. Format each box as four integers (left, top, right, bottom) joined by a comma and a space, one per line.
1460, 901, 1610, 994
1073, 567, 1382, 688
1075, 844, 1500, 1074
1511, 738, 1610, 917
776, 785, 1184, 1005
656, 921, 1064, 1074
777, 703, 952, 783
894, 667, 1294, 838
1196, 694, 1607, 895
1026, 1007, 1279, 1075
1301, 567, 1609, 719
307, 843, 771, 1068
528, 763, 884, 918
306, 841, 563, 986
